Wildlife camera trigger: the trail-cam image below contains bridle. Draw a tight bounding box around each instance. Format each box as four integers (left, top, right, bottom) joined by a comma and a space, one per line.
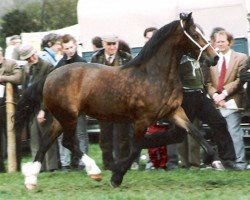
180, 20, 218, 61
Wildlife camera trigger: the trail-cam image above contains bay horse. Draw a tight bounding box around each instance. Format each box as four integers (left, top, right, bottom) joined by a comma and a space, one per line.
15, 13, 220, 190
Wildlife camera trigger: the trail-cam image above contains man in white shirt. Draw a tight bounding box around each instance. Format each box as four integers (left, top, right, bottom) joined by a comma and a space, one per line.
207, 30, 248, 170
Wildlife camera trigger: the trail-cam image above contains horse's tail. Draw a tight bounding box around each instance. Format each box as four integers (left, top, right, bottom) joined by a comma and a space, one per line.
14, 77, 47, 135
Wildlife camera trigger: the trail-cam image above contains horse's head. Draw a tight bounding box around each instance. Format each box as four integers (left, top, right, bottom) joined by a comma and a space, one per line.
179, 13, 219, 66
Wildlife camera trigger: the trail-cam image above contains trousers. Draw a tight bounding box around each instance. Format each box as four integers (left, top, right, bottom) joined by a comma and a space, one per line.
181, 91, 236, 163
29, 112, 58, 171
99, 121, 131, 169
178, 118, 201, 167
58, 115, 88, 167
224, 112, 247, 169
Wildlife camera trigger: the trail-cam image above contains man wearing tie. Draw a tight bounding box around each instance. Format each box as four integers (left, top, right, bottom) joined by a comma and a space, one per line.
91, 35, 133, 170
207, 30, 248, 170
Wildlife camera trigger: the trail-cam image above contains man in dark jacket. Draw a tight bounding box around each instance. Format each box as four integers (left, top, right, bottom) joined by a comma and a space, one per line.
19, 44, 58, 172
91, 35, 133, 170
55, 34, 88, 171
178, 54, 236, 169
56, 35, 86, 67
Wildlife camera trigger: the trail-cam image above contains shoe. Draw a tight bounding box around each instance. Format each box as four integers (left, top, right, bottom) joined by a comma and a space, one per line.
145, 162, 154, 170
130, 162, 139, 170
61, 166, 71, 172
77, 165, 85, 170
233, 164, 247, 171
166, 163, 179, 170
49, 168, 58, 172
189, 166, 200, 170
200, 164, 212, 170
221, 160, 235, 170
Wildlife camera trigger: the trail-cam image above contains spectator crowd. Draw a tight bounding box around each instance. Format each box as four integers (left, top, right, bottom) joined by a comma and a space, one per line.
0, 22, 250, 174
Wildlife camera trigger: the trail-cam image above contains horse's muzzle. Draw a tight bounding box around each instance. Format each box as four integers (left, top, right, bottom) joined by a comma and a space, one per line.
212, 55, 219, 66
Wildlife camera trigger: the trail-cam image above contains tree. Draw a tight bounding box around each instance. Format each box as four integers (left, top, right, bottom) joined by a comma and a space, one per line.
0, 9, 41, 47
0, 0, 78, 48
24, 0, 78, 31
40, 0, 78, 30
2, 9, 42, 36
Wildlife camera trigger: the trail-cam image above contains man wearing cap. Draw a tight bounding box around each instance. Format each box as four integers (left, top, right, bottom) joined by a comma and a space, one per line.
19, 43, 59, 172
0, 46, 23, 172
91, 35, 133, 170
5, 35, 21, 60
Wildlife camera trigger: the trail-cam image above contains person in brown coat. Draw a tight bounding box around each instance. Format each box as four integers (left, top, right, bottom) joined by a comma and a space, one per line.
0, 46, 23, 172
207, 31, 248, 170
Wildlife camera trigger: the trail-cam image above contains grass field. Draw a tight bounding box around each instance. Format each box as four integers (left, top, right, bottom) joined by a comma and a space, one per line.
0, 144, 250, 200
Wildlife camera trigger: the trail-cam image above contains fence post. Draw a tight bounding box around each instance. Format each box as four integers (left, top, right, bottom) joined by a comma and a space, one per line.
6, 82, 17, 172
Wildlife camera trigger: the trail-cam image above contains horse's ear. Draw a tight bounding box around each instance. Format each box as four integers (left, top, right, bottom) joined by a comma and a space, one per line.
179, 12, 193, 21
187, 12, 192, 20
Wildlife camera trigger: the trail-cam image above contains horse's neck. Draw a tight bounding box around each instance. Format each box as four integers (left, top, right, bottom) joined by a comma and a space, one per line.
145, 43, 182, 81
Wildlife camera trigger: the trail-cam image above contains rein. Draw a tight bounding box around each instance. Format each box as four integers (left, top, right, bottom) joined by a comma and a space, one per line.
180, 20, 218, 61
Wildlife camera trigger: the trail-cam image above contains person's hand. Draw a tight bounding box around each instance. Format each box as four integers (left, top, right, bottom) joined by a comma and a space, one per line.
213, 93, 226, 104
217, 100, 226, 108
37, 110, 46, 124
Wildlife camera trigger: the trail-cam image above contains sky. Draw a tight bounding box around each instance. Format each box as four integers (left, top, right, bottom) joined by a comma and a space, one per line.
77, 0, 250, 51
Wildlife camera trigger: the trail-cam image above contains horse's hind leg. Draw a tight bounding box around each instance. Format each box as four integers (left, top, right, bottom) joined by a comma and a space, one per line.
111, 140, 141, 188
22, 116, 62, 190
171, 107, 224, 170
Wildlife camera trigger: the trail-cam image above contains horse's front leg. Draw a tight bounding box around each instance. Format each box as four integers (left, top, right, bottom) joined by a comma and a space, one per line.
59, 117, 101, 182
170, 107, 224, 170
22, 117, 62, 190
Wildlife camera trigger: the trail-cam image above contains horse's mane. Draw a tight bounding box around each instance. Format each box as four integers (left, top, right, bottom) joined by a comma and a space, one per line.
122, 20, 180, 68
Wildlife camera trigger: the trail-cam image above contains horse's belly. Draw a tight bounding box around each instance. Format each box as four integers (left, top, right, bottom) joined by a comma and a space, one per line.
83, 102, 130, 122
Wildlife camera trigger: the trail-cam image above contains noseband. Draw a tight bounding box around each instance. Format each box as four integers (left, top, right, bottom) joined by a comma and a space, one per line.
180, 20, 218, 61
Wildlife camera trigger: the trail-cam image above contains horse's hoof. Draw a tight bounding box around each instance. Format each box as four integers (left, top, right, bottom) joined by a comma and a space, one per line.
110, 173, 123, 188
212, 161, 225, 171
25, 184, 37, 190
89, 174, 102, 181
110, 180, 120, 188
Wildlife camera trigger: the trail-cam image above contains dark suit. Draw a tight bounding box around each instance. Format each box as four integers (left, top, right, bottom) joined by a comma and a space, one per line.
55, 52, 88, 169
24, 57, 59, 171
177, 56, 236, 168
91, 49, 133, 169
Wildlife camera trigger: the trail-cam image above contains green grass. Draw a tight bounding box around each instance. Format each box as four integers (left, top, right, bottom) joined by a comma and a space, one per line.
0, 144, 250, 200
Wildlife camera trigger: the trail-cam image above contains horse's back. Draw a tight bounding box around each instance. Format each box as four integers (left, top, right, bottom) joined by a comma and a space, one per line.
43, 62, 121, 118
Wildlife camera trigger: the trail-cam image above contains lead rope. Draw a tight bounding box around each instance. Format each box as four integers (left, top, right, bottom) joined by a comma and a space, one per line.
180, 20, 218, 61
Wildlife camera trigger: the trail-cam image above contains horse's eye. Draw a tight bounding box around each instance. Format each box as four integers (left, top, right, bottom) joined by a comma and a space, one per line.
193, 35, 199, 39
